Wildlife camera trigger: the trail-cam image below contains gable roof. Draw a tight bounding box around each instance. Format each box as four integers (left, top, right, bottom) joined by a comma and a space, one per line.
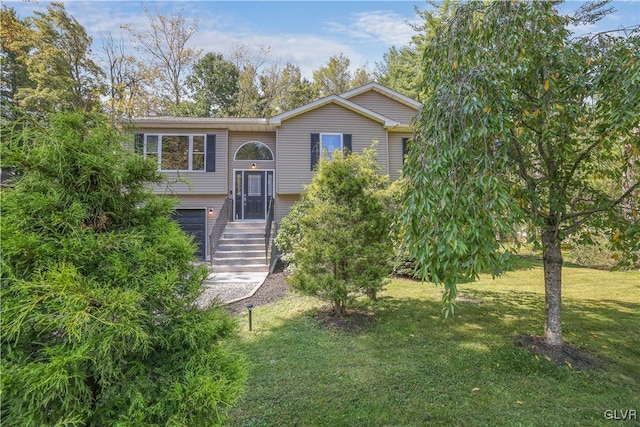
340, 82, 422, 110
269, 94, 400, 128
127, 83, 420, 132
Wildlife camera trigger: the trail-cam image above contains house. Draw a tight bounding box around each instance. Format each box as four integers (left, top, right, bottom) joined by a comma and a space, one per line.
128, 83, 420, 264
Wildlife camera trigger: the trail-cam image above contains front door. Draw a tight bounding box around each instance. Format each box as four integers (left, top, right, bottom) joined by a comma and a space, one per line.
243, 171, 265, 219
234, 170, 273, 220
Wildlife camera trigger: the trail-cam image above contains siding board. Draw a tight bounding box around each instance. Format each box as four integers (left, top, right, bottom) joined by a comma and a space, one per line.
388, 132, 413, 182
349, 90, 418, 125
147, 129, 228, 195
275, 194, 300, 223
276, 103, 388, 194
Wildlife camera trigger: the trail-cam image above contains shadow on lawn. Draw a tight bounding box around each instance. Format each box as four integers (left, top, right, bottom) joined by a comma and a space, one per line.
230, 290, 639, 426
498, 254, 592, 272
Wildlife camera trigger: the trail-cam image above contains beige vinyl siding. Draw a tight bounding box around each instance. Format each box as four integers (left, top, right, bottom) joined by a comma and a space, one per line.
171, 195, 228, 260
276, 103, 388, 194
229, 131, 277, 192
145, 129, 228, 195
275, 194, 300, 223
388, 132, 412, 182
348, 90, 418, 125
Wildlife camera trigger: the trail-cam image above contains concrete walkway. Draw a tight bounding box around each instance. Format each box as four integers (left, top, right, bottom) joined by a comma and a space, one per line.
197, 269, 269, 307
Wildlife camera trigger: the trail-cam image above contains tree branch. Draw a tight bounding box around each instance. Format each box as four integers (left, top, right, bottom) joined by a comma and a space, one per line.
563, 181, 640, 234
511, 135, 546, 220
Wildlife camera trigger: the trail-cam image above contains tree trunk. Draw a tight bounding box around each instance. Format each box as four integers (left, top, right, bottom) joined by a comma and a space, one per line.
542, 225, 563, 346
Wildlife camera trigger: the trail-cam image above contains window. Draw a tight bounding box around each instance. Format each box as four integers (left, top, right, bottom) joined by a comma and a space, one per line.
320, 133, 342, 161
192, 136, 205, 170
144, 134, 206, 171
235, 141, 274, 161
310, 133, 352, 170
248, 174, 262, 196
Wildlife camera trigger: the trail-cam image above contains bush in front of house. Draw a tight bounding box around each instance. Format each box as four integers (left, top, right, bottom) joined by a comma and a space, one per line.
1, 112, 246, 426
276, 147, 393, 315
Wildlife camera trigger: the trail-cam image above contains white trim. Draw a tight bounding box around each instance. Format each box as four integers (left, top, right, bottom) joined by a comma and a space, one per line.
269, 95, 399, 128
233, 140, 275, 161
340, 82, 422, 110
232, 168, 276, 220
144, 133, 207, 172
225, 129, 229, 190
320, 133, 343, 160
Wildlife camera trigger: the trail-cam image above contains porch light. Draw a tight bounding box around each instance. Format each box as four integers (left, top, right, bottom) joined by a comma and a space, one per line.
208, 208, 214, 215
250, 162, 257, 169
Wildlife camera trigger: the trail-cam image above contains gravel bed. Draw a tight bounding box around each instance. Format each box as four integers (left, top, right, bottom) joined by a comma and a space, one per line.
196, 282, 260, 308
225, 269, 289, 315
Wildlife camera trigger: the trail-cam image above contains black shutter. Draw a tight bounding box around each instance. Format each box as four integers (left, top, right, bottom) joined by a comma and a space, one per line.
134, 133, 144, 154
402, 137, 409, 163
310, 133, 320, 171
343, 134, 352, 154
206, 134, 216, 172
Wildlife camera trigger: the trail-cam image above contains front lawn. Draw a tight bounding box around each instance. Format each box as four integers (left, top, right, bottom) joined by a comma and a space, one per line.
228, 261, 640, 426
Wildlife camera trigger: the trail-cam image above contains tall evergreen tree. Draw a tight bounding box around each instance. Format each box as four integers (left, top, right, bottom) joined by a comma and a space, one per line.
1, 112, 247, 425
277, 148, 393, 314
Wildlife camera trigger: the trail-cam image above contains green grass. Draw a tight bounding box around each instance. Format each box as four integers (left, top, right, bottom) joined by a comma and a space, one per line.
228, 261, 640, 426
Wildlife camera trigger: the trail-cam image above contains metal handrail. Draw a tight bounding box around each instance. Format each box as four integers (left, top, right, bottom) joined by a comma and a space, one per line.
208, 197, 233, 263
264, 197, 275, 264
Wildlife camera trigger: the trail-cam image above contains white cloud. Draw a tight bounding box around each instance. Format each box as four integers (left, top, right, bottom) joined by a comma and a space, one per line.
327, 10, 418, 47
195, 29, 364, 79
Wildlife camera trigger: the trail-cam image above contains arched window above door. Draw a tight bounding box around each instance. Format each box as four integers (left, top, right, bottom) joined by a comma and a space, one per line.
234, 141, 274, 161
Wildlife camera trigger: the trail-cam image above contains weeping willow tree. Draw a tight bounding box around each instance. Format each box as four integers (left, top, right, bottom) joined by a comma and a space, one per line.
1, 112, 246, 425
401, 0, 639, 346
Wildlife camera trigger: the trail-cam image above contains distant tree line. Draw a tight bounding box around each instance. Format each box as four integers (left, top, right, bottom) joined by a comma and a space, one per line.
1, 2, 427, 125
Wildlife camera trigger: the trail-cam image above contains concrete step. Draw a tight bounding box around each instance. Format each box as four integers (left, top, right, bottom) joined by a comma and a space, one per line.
213, 263, 269, 273
212, 257, 266, 266
222, 232, 265, 239
224, 222, 266, 230
214, 250, 264, 259
211, 221, 269, 272
217, 243, 263, 251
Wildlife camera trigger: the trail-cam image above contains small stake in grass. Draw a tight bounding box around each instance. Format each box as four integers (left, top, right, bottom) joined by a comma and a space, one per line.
247, 304, 254, 331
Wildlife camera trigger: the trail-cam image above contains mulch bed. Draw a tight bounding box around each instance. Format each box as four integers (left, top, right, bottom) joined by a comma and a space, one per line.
224, 262, 289, 315
514, 334, 606, 371
313, 308, 376, 333
225, 262, 375, 333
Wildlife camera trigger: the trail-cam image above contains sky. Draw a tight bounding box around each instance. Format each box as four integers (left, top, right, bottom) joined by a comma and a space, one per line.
6, 1, 640, 79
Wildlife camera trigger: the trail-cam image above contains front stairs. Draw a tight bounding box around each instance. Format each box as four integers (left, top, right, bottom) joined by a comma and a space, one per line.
211, 221, 269, 273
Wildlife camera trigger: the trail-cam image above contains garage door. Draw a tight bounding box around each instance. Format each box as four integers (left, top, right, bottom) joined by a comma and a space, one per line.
173, 209, 206, 260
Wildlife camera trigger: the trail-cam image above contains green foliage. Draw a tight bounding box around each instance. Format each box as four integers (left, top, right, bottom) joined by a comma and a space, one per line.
375, 178, 421, 279
276, 148, 393, 314
183, 52, 239, 117
258, 62, 316, 117
1, 112, 246, 426
229, 267, 640, 426
374, 46, 422, 101
312, 54, 371, 97
4, 2, 104, 118
401, 0, 640, 329
0, 6, 31, 121
375, 0, 458, 101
